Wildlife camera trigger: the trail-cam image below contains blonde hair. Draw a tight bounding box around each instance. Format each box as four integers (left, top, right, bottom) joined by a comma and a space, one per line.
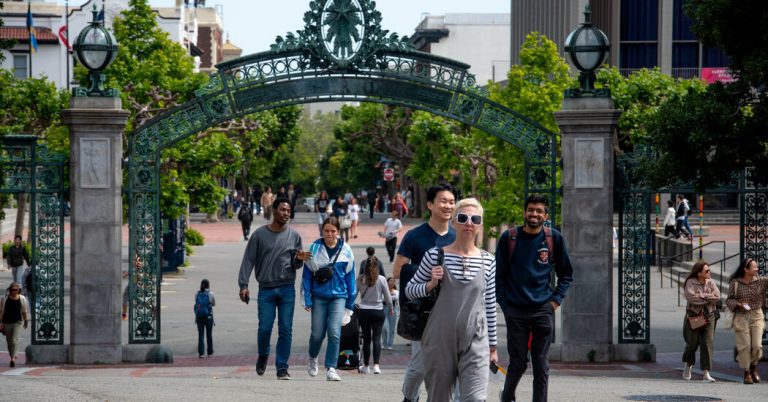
453, 197, 484, 220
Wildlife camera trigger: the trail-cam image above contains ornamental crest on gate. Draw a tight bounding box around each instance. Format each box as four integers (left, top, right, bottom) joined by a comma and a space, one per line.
271, 0, 414, 70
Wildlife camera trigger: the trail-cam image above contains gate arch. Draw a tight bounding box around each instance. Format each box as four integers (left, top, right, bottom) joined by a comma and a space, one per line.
126, 0, 557, 343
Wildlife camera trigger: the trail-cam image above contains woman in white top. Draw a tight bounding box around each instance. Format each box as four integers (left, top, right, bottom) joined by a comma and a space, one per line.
348, 197, 361, 239
356, 256, 393, 374
663, 199, 677, 237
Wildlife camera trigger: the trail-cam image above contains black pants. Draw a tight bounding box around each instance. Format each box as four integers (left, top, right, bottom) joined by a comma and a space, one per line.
664, 224, 677, 237
196, 316, 214, 356
358, 308, 386, 365
241, 223, 252, 239
368, 203, 375, 219
501, 304, 554, 402
385, 237, 397, 263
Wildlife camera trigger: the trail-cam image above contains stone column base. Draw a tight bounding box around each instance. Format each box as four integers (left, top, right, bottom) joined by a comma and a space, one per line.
69, 344, 122, 364
25, 345, 69, 364
553, 343, 656, 362
122, 344, 173, 363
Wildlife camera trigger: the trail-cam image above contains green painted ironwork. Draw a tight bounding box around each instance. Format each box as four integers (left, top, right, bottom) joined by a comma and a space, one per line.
0, 135, 67, 345
616, 150, 768, 344
126, 0, 558, 343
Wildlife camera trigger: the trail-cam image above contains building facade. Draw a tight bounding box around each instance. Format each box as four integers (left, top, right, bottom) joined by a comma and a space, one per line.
410, 13, 511, 85
510, 0, 729, 80
0, 0, 234, 88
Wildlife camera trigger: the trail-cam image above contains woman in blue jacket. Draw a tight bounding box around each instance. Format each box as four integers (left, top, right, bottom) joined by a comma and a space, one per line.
302, 216, 356, 382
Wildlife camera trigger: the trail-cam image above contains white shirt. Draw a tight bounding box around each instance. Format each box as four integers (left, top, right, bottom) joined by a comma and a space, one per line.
383, 218, 402, 239
348, 204, 361, 220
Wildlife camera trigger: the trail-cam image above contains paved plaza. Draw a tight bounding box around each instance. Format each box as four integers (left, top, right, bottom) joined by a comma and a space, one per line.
0, 209, 763, 400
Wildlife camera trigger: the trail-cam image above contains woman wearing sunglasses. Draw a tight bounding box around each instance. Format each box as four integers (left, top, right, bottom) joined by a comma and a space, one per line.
0, 282, 30, 367
681, 260, 719, 382
405, 197, 497, 400
726, 257, 768, 384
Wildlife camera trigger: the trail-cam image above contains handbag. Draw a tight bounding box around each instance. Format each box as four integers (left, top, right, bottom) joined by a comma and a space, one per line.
314, 242, 342, 284
396, 248, 444, 341
340, 216, 352, 230
687, 311, 707, 330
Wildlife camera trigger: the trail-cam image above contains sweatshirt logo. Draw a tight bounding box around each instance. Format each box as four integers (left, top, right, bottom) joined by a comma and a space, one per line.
536, 245, 550, 264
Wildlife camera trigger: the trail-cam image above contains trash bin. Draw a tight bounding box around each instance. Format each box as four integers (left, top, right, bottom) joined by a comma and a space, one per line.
162, 217, 186, 272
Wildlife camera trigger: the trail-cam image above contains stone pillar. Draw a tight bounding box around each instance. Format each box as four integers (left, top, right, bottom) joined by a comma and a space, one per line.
63, 97, 129, 364
555, 97, 621, 362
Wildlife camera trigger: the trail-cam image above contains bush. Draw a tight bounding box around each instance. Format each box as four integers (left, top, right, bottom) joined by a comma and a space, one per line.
2, 240, 32, 257
185, 243, 194, 257
185, 228, 205, 246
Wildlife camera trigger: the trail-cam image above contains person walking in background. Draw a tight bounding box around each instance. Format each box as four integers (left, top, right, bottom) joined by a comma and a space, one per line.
333, 196, 350, 242
348, 197, 361, 239
359, 246, 386, 278
393, 184, 456, 402
682, 261, 719, 382
357, 255, 393, 375
301, 216, 356, 382
404, 185, 414, 218
367, 188, 377, 219
676, 194, 691, 239
261, 187, 274, 221
382, 276, 399, 351
663, 200, 677, 238
315, 191, 331, 237
238, 198, 309, 380
252, 186, 263, 216
681, 195, 694, 237
497, 194, 574, 402
726, 258, 768, 384
0, 282, 29, 367
195, 279, 216, 358
287, 184, 298, 220
238, 202, 254, 241
382, 210, 403, 263
6, 235, 30, 286
392, 193, 408, 218
405, 198, 497, 400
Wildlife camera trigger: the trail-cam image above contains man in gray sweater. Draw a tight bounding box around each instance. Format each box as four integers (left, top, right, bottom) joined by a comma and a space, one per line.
238, 197, 309, 380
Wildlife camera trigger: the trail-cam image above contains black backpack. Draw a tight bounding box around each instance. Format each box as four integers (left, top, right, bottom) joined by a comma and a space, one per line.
396, 247, 444, 341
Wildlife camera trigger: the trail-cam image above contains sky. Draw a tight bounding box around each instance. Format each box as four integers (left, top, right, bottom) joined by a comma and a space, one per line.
57, 0, 511, 55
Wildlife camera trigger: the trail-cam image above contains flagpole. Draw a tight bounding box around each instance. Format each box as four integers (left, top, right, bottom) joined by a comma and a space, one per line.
27, 1, 32, 78
66, 0, 70, 91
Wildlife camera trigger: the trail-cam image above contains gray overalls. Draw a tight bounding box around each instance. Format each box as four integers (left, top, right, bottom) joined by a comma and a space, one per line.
422, 253, 490, 401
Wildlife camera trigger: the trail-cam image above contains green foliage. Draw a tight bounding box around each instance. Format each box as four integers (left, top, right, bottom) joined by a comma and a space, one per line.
184, 243, 194, 257
291, 111, 339, 194
0, 70, 70, 136
185, 228, 205, 246
2, 240, 31, 257
595, 67, 705, 151
0, 2, 15, 64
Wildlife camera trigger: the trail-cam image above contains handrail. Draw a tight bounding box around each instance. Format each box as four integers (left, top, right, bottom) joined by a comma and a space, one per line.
707, 252, 741, 291
657, 240, 726, 288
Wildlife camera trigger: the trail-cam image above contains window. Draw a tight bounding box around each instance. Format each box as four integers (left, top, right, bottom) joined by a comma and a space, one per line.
619, 0, 659, 70
13, 55, 28, 79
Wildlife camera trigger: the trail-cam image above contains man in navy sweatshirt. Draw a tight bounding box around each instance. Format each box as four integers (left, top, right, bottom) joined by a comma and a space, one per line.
496, 194, 574, 402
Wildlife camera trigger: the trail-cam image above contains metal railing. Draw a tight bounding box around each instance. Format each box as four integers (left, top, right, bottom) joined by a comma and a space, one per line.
657, 240, 726, 288
706, 252, 741, 291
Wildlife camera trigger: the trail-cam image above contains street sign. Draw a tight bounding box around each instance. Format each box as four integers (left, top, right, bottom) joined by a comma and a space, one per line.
383, 168, 395, 181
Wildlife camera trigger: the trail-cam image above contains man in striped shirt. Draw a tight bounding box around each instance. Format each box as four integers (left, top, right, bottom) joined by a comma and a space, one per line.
496, 194, 574, 402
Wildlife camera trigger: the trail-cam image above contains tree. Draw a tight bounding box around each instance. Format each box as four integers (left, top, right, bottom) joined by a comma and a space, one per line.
291, 110, 339, 194
0, 1, 15, 64
639, 0, 768, 189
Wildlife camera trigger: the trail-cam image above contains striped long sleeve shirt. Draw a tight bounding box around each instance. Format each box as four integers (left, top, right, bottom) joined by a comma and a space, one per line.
405, 248, 497, 346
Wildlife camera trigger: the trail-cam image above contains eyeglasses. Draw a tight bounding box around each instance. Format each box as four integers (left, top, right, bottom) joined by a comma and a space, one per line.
703, 270, 711, 273
455, 213, 482, 225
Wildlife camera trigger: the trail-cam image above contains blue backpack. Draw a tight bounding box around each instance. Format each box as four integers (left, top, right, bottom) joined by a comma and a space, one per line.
194, 291, 211, 318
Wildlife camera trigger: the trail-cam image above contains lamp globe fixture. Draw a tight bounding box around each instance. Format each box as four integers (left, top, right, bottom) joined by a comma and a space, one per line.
564, 5, 610, 97
73, 5, 119, 97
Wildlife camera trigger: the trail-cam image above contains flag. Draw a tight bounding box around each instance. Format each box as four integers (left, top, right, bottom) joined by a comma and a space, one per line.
27, 3, 38, 53
97, 7, 105, 22
58, 25, 71, 50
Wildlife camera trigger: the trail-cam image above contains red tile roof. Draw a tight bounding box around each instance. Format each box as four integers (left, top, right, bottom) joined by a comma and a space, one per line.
0, 26, 60, 44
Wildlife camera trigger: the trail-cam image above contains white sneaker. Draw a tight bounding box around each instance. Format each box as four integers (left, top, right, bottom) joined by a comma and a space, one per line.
683, 364, 692, 380
358, 365, 370, 374
372, 364, 381, 374
307, 358, 318, 377
702, 371, 716, 383
326, 367, 341, 381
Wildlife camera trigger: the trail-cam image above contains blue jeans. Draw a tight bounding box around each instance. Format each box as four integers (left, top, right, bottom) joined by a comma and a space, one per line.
382, 305, 398, 348
196, 316, 213, 356
308, 296, 346, 369
257, 284, 296, 370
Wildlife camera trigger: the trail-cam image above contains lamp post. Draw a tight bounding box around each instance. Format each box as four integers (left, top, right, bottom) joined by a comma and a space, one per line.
564, 5, 610, 98
72, 5, 119, 97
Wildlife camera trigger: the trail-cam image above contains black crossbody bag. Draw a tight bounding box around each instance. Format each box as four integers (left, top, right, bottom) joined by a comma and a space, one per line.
397, 248, 444, 341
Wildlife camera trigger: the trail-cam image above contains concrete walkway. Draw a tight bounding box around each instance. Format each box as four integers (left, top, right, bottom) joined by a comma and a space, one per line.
0, 212, 763, 400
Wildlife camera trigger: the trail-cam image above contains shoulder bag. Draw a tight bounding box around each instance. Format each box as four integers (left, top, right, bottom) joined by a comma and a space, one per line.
396, 248, 444, 341
687, 310, 707, 330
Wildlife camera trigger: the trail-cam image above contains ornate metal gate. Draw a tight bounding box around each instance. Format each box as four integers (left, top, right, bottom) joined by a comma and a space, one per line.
616, 151, 768, 344
126, 0, 558, 343
0, 135, 67, 344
